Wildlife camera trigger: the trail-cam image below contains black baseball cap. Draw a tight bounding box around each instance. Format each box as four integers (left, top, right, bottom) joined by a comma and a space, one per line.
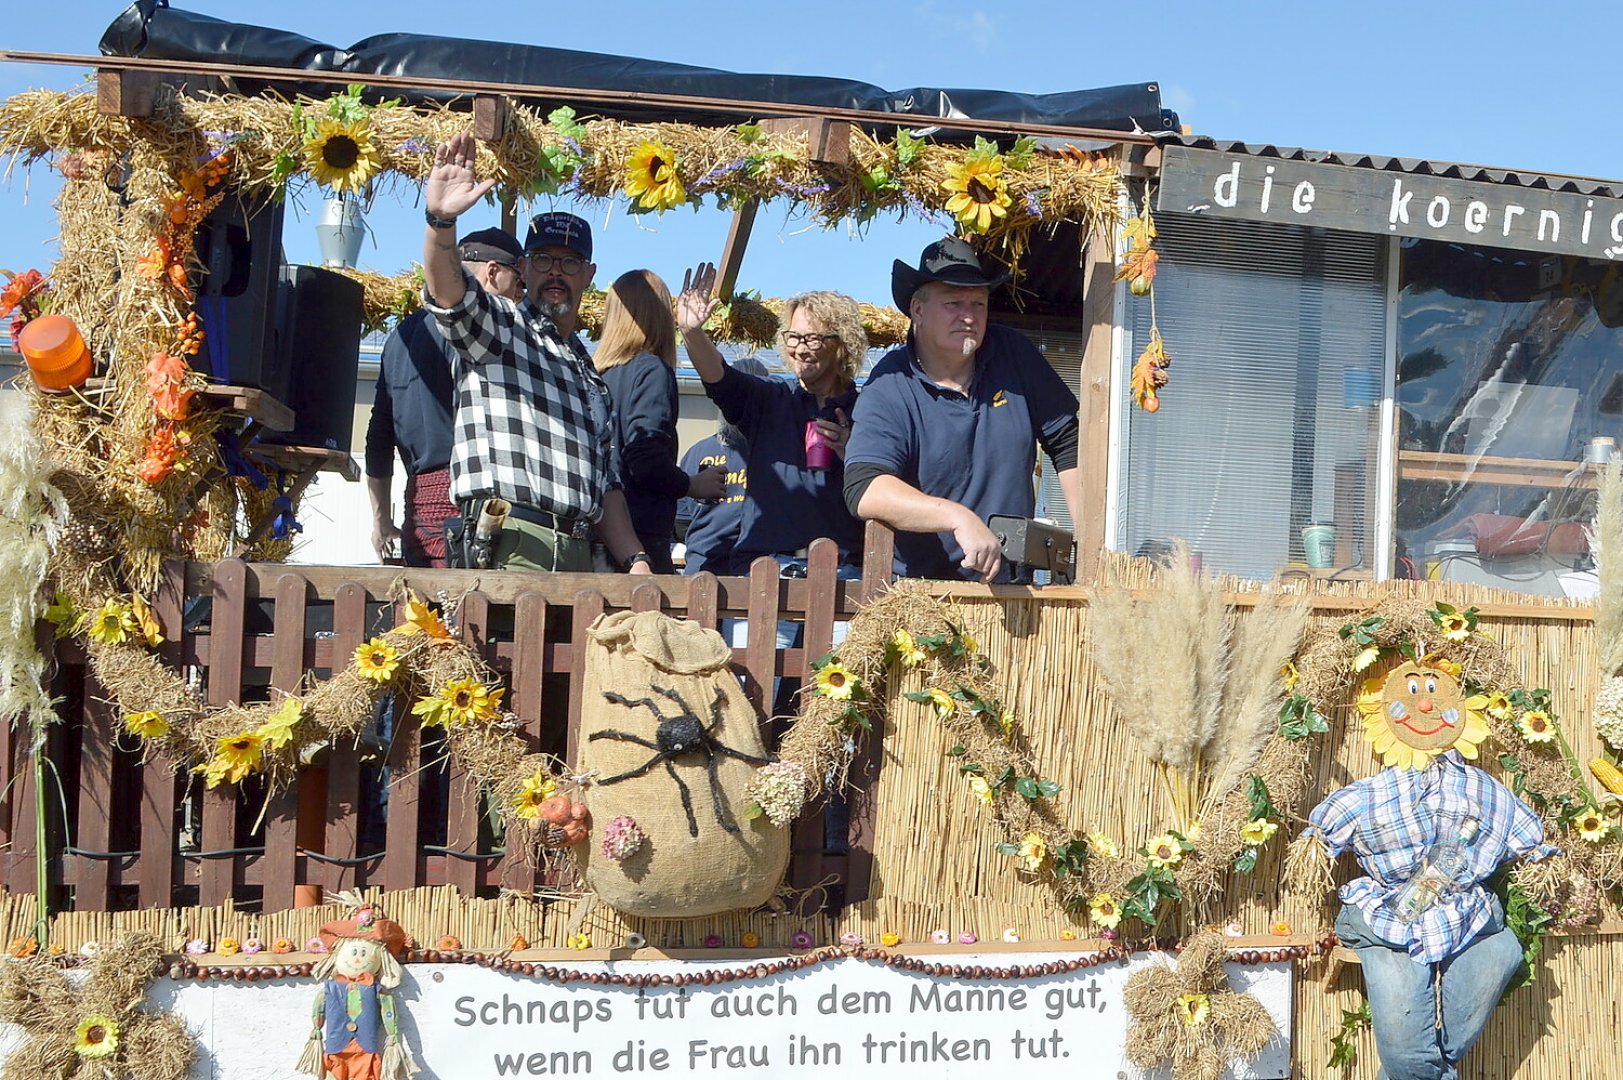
457, 227, 523, 267
523, 212, 592, 261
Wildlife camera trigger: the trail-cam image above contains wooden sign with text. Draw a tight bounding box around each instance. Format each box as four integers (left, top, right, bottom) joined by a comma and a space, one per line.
1158, 145, 1623, 261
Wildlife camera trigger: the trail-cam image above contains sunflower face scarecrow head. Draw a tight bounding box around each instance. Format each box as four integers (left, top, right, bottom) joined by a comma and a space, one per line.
1358, 660, 1490, 770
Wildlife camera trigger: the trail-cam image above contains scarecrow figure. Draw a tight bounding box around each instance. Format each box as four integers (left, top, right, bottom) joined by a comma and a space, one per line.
297, 902, 418, 1080
1295, 657, 1554, 1080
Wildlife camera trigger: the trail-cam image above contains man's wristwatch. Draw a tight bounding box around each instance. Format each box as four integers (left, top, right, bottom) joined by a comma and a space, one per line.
425, 209, 458, 230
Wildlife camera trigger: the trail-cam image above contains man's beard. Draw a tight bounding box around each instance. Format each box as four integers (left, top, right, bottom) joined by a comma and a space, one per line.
535, 297, 572, 322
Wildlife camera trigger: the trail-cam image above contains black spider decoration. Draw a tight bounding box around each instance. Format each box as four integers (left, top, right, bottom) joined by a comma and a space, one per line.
592, 684, 771, 836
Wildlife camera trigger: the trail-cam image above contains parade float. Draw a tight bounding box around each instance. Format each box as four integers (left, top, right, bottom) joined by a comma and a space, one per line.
1, 4, 1622, 1078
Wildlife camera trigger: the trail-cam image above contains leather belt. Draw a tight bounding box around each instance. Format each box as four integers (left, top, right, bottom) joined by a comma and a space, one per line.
504, 502, 590, 539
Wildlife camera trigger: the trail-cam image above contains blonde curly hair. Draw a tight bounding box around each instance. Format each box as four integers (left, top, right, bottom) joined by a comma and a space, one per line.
778, 291, 868, 388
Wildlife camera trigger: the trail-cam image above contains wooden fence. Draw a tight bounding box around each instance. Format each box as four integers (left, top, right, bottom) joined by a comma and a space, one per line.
7, 527, 896, 917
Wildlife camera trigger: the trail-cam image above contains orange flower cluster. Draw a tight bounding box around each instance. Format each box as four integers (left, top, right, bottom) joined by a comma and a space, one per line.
136, 151, 233, 301
137, 424, 192, 485
0, 268, 47, 341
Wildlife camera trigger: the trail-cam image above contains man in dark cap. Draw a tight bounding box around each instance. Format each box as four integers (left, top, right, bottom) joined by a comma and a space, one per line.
844, 236, 1081, 582
417, 131, 650, 574
365, 226, 524, 566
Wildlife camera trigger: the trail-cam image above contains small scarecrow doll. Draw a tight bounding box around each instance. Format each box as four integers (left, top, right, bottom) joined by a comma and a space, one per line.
297, 903, 418, 1080
1293, 658, 1554, 1080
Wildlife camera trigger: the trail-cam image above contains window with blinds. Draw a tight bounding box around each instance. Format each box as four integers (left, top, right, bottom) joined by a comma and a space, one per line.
1118, 215, 1389, 580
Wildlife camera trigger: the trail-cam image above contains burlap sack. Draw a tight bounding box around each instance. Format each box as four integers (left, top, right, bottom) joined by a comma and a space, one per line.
576, 611, 789, 917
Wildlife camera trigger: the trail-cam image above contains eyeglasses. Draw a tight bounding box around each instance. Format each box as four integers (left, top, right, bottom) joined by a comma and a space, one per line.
524, 254, 587, 275
782, 332, 838, 349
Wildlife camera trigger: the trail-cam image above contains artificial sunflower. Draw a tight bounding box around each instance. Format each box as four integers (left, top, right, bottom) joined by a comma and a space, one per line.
1240, 818, 1278, 846
123, 711, 169, 739
892, 628, 927, 667
958, 628, 980, 655
623, 141, 686, 211
942, 155, 1012, 233
1089, 893, 1122, 929
398, 592, 452, 640
1145, 833, 1184, 868
741, 932, 762, 948
997, 706, 1015, 739
512, 770, 557, 820
1015, 831, 1047, 872
129, 593, 166, 647
967, 775, 994, 806
218, 936, 241, 957
1352, 646, 1381, 672
1085, 831, 1120, 859
814, 662, 857, 701
1516, 710, 1555, 744
352, 637, 401, 684
922, 687, 956, 718
197, 731, 266, 788
1482, 691, 1514, 719
73, 1015, 120, 1059
567, 932, 592, 951
303, 116, 382, 195
1573, 809, 1610, 843
1176, 993, 1211, 1027
1280, 661, 1300, 692
1437, 611, 1472, 642
256, 697, 303, 750
415, 677, 504, 728
85, 599, 138, 646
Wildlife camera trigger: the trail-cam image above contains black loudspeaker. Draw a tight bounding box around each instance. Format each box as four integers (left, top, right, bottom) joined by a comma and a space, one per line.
193, 189, 287, 397
259, 266, 364, 452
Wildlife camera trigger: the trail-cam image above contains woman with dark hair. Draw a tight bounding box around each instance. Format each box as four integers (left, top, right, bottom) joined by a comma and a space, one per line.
676, 262, 866, 578
593, 269, 725, 572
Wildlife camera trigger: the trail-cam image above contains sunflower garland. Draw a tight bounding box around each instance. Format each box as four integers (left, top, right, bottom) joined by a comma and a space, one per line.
941, 137, 1019, 234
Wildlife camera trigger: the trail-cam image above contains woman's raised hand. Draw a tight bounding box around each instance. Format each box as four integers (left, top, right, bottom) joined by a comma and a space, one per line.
677, 262, 722, 334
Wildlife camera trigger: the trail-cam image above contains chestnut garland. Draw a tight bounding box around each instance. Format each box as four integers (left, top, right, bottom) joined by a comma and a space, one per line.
146, 936, 1341, 987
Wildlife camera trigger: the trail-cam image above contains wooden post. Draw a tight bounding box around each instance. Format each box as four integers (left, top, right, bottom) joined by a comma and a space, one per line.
759, 117, 852, 166
74, 668, 118, 910
473, 95, 510, 142
200, 559, 248, 907
139, 561, 186, 909
715, 200, 759, 303
1075, 223, 1117, 583
565, 590, 606, 769
264, 572, 309, 913
96, 69, 160, 117
323, 583, 366, 894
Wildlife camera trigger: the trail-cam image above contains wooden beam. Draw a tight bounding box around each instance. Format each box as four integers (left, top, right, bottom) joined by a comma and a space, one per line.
96, 69, 160, 117
1074, 224, 1116, 584
714, 199, 759, 302
472, 94, 510, 142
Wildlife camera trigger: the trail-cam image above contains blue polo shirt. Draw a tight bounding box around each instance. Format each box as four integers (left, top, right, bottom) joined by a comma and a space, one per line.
846, 324, 1079, 580
677, 434, 747, 575
704, 364, 863, 564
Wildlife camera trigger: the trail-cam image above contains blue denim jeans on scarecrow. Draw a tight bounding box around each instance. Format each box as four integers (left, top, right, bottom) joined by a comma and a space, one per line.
1335, 900, 1523, 1080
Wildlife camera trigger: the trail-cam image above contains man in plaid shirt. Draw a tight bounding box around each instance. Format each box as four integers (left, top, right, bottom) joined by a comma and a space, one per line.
421, 131, 652, 574
1304, 749, 1553, 1079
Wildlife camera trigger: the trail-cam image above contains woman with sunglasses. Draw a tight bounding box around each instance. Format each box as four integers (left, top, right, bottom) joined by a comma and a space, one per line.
676, 262, 866, 578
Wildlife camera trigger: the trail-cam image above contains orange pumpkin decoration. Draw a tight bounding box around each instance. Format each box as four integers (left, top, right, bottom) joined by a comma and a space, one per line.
539, 796, 573, 825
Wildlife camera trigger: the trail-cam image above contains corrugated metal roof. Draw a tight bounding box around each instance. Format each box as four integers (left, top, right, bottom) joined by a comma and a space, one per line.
1161, 134, 1623, 201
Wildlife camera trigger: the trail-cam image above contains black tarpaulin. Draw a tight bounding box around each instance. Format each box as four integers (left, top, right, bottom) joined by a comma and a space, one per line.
99, 1, 1172, 134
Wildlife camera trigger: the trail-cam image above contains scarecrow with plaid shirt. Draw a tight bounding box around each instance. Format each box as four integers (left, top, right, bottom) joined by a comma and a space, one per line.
1299, 657, 1555, 1080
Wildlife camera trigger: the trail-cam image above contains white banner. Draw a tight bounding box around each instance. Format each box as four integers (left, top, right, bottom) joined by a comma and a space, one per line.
8, 953, 1292, 1079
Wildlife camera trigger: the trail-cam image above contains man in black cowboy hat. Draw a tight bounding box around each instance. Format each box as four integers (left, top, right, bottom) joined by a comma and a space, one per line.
843, 236, 1081, 582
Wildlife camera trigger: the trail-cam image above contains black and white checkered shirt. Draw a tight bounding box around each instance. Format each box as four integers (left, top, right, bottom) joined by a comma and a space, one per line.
425, 271, 617, 521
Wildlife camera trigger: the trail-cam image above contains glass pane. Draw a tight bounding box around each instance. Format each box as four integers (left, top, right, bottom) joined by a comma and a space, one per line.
1394, 240, 1620, 595
1120, 216, 1388, 580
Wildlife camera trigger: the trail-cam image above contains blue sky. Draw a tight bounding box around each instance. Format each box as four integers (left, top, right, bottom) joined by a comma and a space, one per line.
3, 0, 1621, 308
